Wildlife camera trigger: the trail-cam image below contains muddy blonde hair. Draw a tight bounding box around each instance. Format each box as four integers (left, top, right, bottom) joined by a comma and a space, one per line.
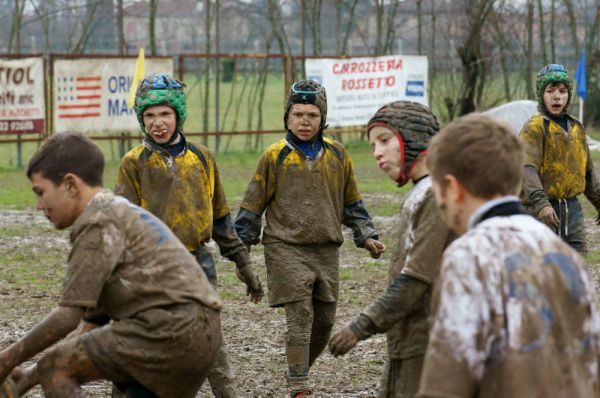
426, 114, 524, 198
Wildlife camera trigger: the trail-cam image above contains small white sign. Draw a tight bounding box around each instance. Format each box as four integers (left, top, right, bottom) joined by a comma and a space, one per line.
305, 55, 428, 127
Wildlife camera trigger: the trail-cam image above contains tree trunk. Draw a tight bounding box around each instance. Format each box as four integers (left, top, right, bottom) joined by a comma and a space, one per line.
215, 0, 221, 153
374, 0, 383, 55
71, 0, 102, 54
383, 0, 400, 54
563, 0, 580, 58
150, 0, 158, 55
203, 0, 211, 145
428, 0, 436, 104
117, 0, 126, 55
537, 0, 547, 65
526, 0, 534, 99
417, 0, 423, 55
550, 0, 556, 62
341, 0, 358, 56
456, 0, 496, 116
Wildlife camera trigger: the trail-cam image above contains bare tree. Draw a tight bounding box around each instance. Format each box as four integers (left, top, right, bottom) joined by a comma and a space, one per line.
340, 0, 358, 56
306, 0, 322, 55
117, 0, 126, 55
7, 0, 26, 53
562, 0, 580, 57
417, 0, 423, 54
149, 0, 158, 55
455, 0, 497, 116
526, 0, 534, 99
203, 0, 211, 145
537, 0, 548, 65
70, 0, 102, 54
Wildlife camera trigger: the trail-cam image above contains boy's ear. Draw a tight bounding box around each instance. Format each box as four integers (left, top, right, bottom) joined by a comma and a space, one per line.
444, 174, 465, 203
62, 173, 80, 196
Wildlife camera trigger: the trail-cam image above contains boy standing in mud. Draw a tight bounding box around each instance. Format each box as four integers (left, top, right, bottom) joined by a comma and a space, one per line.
0, 132, 222, 398
520, 63, 600, 255
234, 79, 386, 397
328, 101, 453, 398
114, 74, 263, 398
419, 114, 600, 397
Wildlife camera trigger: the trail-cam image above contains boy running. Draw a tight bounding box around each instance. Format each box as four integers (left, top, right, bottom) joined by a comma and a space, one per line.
0, 132, 222, 398
234, 79, 385, 397
328, 101, 453, 398
419, 114, 600, 397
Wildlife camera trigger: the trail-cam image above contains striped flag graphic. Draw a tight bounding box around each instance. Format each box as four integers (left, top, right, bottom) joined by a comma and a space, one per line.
56, 76, 102, 119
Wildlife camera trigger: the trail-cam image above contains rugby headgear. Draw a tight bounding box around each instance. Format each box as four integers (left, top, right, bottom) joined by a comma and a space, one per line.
367, 101, 439, 186
284, 79, 328, 131
135, 73, 187, 134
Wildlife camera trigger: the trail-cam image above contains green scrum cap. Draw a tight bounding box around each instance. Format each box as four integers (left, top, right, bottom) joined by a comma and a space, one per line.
535, 64, 573, 112
135, 73, 187, 133
284, 79, 328, 131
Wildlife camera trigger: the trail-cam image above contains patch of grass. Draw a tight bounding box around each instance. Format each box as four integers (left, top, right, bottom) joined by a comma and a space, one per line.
339, 269, 354, 281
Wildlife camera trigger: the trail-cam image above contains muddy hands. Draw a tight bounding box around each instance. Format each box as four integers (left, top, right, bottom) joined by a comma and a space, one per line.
364, 238, 386, 259
236, 263, 264, 304
328, 324, 359, 357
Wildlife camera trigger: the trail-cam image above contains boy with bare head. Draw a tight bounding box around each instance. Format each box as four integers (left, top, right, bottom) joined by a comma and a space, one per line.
328, 101, 453, 398
419, 114, 600, 397
0, 132, 222, 398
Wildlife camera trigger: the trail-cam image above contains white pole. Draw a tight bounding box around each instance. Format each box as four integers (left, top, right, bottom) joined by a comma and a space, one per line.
579, 98, 584, 122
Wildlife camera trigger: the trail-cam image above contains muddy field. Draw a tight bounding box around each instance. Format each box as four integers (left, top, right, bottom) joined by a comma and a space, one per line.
2, 192, 600, 397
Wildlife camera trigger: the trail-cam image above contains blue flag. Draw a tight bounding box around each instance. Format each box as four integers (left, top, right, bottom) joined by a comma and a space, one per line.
575, 50, 587, 101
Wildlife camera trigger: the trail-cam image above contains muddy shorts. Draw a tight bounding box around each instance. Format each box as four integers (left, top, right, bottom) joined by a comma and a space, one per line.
549, 197, 587, 255
81, 302, 221, 398
263, 242, 339, 307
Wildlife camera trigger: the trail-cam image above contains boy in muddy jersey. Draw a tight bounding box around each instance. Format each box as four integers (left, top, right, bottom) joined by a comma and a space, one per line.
520, 64, 600, 255
234, 79, 386, 397
328, 101, 453, 398
114, 74, 263, 398
419, 114, 600, 397
0, 132, 222, 398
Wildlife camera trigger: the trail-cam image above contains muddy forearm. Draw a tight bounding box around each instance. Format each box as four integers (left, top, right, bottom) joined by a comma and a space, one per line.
342, 200, 379, 247
584, 168, 600, 211
212, 213, 251, 267
234, 208, 263, 247
2, 306, 83, 369
523, 165, 550, 213
349, 274, 428, 340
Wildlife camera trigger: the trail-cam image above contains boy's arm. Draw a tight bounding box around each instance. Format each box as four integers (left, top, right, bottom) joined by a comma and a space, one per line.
520, 123, 551, 213
330, 196, 449, 356
329, 273, 428, 356
114, 155, 141, 205
0, 305, 83, 382
584, 147, 600, 219
233, 153, 274, 248
341, 200, 379, 248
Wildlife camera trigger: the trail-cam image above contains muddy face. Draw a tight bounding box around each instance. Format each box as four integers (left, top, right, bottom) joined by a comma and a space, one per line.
142, 105, 177, 144
287, 104, 322, 141
543, 82, 568, 116
368, 125, 402, 182
30, 172, 78, 229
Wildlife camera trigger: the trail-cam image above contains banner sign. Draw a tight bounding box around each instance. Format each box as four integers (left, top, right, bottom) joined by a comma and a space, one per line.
304, 55, 428, 127
52, 57, 173, 134
0, 57, 45, 135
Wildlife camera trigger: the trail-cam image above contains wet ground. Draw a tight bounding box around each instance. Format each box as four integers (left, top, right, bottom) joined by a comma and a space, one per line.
2, 192, 600, 397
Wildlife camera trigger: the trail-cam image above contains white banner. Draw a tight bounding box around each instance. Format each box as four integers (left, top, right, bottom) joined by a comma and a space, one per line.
53, 57, 173, 134
305, 55, 428, 127
0, 57, 45, 134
